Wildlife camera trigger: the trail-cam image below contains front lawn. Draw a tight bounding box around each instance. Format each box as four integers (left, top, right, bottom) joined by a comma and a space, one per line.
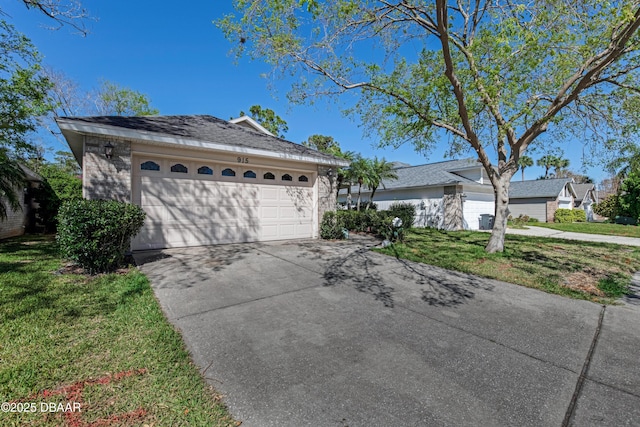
531, 221, 640, 238
375, 228, 640, 303
0, 236, 237, 426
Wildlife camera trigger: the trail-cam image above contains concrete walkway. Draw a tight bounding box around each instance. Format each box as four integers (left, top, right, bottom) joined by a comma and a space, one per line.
505, 225, 640, 247
135, 238, 640, 426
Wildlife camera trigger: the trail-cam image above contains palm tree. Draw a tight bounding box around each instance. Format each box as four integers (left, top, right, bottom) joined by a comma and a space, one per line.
553, 158, 570, 178
607, 142, 640, 180
366, 157, 398, 210
517, 155, 533, 181
537, 155, 559, 179
0, 149, 27, 220
347, 156, 372, 211
334, 150, 357, 201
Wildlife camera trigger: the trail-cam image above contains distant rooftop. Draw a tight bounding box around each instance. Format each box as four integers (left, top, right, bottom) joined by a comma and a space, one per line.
509, 178, 574, 199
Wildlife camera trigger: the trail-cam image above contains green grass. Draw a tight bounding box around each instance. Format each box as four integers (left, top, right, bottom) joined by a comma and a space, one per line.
375, 228, 640, 303
0, 236, 237, 427
532, 221, 640, 238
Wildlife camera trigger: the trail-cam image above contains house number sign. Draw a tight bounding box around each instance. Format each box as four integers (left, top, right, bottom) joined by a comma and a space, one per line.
237, 157, 249, 164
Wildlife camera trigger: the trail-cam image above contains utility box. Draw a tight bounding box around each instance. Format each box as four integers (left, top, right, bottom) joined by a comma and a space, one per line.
479, 214, 495, 230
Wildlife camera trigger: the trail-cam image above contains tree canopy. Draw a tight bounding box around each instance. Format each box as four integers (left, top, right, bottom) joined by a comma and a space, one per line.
0, 20, 52, 156
239, 105, 288, 137
303, 134, 343, 156
15, 0, 91, 35
219, 0, 640, 252
95, 80, 159, 116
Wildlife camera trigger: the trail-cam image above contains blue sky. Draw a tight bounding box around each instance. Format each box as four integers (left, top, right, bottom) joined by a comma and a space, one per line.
5, 0, 606, 183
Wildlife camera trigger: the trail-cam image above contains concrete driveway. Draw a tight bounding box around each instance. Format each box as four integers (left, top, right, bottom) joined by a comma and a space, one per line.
134, 237, 640, 426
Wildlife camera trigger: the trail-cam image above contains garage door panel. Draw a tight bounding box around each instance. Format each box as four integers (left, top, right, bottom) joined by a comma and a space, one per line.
133, 170, 314, 250
262, 187, 279, 200
261, 206, 279, 219
279, 223, 296, 238
280, 207, 296, 219
296, 223, 312, 237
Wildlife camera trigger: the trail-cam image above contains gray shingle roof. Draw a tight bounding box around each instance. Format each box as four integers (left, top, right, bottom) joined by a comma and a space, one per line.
509, 178, 573, 199
57, 115, 346, 165
572, 183, 596, 203
341, 158, 486, 194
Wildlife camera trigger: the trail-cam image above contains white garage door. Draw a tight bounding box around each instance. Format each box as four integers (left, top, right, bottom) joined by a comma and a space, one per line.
131, 158, 315, 250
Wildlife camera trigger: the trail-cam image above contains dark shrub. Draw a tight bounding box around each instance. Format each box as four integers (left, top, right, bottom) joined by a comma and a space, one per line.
320, 211, 346, 239
338, 210, 360, 232
387, 202, 416, 230
57, 200, 146, 274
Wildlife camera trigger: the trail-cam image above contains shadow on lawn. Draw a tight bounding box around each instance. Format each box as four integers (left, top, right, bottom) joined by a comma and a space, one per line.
319, 239, 494, 308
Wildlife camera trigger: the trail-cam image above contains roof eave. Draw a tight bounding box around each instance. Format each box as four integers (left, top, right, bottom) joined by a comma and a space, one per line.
56, 118, 349, 167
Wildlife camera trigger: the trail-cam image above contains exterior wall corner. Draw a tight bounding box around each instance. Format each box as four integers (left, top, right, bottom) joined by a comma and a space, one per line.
83, 136, 132, 202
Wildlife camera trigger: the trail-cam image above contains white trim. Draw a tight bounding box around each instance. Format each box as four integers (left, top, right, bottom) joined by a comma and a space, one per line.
229, 115, 275, 136
57, 119, 349, 167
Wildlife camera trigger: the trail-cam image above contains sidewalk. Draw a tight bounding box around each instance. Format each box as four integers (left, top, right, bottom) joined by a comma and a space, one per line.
505, 225, 640, 247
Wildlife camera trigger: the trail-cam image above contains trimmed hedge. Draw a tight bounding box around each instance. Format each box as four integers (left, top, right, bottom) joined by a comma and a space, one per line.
57, 200, 146, 274
320, 206, 413, 242
554, 208, 586, 223
387, 202, 416, 230
320, 211, 346, 240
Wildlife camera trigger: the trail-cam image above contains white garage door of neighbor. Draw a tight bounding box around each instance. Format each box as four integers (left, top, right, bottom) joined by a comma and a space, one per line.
131, 163, 315, 250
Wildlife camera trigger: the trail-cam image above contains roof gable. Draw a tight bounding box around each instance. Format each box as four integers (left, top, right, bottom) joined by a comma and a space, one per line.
229, 115, 275, 136
572, 183, 596, 202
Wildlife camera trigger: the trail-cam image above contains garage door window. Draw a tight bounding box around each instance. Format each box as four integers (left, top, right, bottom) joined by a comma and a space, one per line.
222, 168, 236, 177
197, 166, 213, 175
141, 160, 160, 171
243, 170, 257, 179
282, 174, 293, 181
298, 175, 309, 182
264, 172, 275, 180
171, 163, 188, 173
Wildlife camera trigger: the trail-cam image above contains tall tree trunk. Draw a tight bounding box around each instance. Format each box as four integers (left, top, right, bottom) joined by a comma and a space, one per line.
521, 168, 525, 181
367, 186, 378, 210
486, 176, 512, 253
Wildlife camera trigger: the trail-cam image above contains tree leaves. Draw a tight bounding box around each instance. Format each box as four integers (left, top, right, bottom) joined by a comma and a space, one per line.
0, 20, 52, 156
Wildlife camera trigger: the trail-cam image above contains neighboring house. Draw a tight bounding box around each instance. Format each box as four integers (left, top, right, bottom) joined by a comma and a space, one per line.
338, 158, 495, 231
573, 183, 598, 222
0, 165, 42, 240
508, 178, 577, 222
56, 115, 349, 250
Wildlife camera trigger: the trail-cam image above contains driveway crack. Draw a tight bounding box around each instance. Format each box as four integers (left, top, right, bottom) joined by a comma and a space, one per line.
561, 305, 606, 427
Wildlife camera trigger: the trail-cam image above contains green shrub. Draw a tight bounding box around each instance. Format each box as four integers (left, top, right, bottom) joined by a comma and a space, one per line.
527, 217, 539, 223
573, 209, 587, 222
57, 199, 146, 274
333, 209, 385, 233
387, 202, 416, 230
510, 214, 530, 227
593, 194, 620, 219
338, 210, 360, 232
555, 208, 587, 223
320, 211, 346, 240
376, 214, 406, 242
554, 209, 575, 223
